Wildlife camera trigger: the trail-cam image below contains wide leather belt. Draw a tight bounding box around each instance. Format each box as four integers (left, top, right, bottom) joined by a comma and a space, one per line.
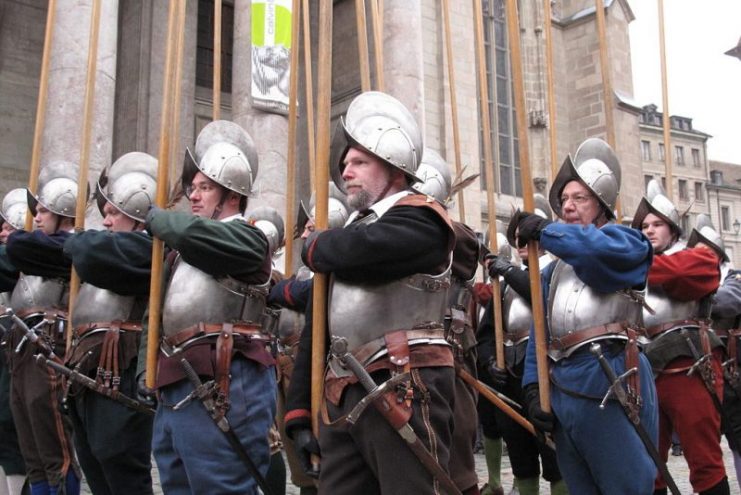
75, 321, 143, 337
163, 321, 269, 348
16, 307, 68, 321
645, 318, 700, 339
549, 322, 627, 352
352, 327, 448, 366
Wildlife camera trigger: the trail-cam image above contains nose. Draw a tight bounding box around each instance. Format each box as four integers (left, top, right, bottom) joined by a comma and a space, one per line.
102, 215, 113, 227
341, 164, 355, 181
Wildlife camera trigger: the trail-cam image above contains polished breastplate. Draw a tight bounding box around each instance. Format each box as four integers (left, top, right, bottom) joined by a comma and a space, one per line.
71, 284, 137, 329
162, 258, 269, 336
9, 274, 68, 311
643, 286, 701, 336
548, 261, 642, 358
328, 268, 451, 352
503, 284, 532, 345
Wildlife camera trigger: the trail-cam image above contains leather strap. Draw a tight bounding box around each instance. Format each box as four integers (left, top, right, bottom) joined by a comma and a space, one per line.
76, 320, 142, 338
549, 322, 627, 351
16, 307, 68, 321
215, 323, 235, 419
385, 330, 413, 407
352, 328, 447, 366
699, 320, 712, 356
645, 318, 701, 339
163, 322, 267, 348
624, 327, 640, 400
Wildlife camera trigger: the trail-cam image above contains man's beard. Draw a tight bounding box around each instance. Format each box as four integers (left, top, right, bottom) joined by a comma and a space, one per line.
348, 189, 373, 210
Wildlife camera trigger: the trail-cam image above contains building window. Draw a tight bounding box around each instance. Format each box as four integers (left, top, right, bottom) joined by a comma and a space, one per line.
196, 0, 234, 92
480, 0, 521, 197
722, 206, 731, 231
681, 214, 690, 235
644, 175, 653, 189
641, 141, 651, 161
658, 143, 665, 163
692, 148, 701, 167
661, 176, 667, 191
675, 146, 685, 166
678, 179, 688, 201
694, 182, 704, 202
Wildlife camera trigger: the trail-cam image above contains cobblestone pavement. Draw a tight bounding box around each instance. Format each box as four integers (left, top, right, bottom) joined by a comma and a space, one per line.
82, 440, 738, 494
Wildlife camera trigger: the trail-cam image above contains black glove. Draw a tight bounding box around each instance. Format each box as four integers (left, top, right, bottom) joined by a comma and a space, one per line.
523, 383, 555, 433
486, 358, 509, 387
136, 372, 157, 409
485, 254, 514, 279
293, 427, 321, 479
516, 213, 552, 248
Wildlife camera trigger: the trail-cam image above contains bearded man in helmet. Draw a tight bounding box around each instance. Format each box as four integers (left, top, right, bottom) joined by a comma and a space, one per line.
137, 121, 276, 494
633, 184, 729, 495
61, 152, 159, 495
284, 92, 457, 494
513, 139, 658, 494
4, 162, 84, 495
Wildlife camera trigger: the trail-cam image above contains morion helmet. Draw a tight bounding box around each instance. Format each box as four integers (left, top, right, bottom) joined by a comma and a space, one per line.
0, 188, 29, 230
687, 214, 728, 262
631, 179, 680, 233
96, 152, 158, 223
27, 160, 86, 218
549, 138, 620, 220
413, 148, 453, 204
246, 206, 285, 257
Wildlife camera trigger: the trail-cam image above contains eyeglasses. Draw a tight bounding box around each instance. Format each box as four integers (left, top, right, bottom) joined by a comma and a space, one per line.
560, 193, 594, 206
185, 182, 216, 198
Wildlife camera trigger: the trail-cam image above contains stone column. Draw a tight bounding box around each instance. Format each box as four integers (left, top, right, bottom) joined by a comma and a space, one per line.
41, 0, 119, 187
383, 0, 425, 130
232, 0, 289, 216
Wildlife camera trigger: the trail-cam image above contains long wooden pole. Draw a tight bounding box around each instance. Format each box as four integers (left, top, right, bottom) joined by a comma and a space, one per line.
593, 0, 621, 219
472, 0, 505, 369
25, 0, 58, 231
355, 0, 371, 91
658, 0, 673, 201
213, 0, 222, 120
169, 2, 187, 190
67, 0, 102, 350
284, 0, 301, 278
311, 0, 332, 469
441, 0, 465, 221
302, 0, 316, 189
505, 0, 550, 412
369, 0, 384, 90
146, 0, 184, 389
543, 0, 558, 182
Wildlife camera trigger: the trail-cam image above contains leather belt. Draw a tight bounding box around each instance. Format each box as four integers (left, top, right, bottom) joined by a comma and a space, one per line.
16, 307, 68, 321
505, 329, 530, 344
352, 328, 447, 366
549, 322, 627, 352
163, 322, 269, 348
645, 318, 700, 339
75, 321, 143, 337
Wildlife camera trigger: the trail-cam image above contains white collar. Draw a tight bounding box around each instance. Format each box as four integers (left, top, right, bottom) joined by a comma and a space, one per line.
345, 190, 412, 225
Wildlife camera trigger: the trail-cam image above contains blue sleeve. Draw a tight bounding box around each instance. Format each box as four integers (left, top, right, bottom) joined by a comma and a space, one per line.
539, 223, 652, 292
712, 270, 741, 319
522, 262, 555, 387
6, 230, 72, 280
268, 277, 312, 311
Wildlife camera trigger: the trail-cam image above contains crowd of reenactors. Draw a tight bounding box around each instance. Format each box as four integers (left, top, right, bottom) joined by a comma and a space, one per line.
0, 90, 739, 495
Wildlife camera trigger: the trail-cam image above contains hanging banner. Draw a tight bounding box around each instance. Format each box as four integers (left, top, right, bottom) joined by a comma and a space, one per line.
252, 0, 293, 114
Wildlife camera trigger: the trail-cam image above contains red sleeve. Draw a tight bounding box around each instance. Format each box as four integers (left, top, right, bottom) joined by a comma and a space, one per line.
648, 247, 720, 301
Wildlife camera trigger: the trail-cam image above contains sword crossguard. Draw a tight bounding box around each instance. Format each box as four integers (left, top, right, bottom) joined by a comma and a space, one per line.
687, 354, 713, 380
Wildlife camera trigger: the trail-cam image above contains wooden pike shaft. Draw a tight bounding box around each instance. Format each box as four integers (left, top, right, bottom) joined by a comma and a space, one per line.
26, 0, 58, 231
504, 0, 550, 412
169, 2, 187, 190
312, 0, 333, 451
543, 0, 558, 182
441, 0, 465, 221
369, 0, 384, 90
658, 0, 673, 201
472, 0, 505, 368
67, 0, 103, 350
302, 0, 317, 190
146, 0, 184, 389
284, 0, 301, 278
213, 0, 222, 120
355, 0, 371, 91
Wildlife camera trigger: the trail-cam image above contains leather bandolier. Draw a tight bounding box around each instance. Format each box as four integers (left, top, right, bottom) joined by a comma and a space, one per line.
66, 283, 146, 392
7, 274, 69, 364
547, 260, 645, 398
159, 256, 272, 412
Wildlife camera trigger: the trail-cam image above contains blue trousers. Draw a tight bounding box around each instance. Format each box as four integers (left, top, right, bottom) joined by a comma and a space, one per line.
551, 346, 659, 495
153, 357, 277, 494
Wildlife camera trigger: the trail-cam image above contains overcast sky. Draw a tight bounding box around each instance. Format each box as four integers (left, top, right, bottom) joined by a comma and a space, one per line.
628, 0, 741, 164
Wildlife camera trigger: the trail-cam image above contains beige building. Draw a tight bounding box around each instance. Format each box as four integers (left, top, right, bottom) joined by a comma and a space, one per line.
707, 160, 741, 267
637, 104, 712, 234
0, 0, 700, 261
